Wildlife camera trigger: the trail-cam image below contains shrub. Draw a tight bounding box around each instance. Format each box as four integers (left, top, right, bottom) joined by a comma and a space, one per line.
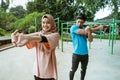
28, 26, 36, 33
0, 28, 6, 36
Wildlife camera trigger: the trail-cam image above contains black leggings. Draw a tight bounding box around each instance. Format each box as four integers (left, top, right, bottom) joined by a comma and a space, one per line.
34, 75, 55, 80
69, 54, 89, 80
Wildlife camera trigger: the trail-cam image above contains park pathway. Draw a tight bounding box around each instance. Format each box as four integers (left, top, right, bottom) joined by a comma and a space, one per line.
0, 39, 120, 80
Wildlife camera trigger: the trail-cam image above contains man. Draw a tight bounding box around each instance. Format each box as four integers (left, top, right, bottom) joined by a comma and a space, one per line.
69, 13, 104, 80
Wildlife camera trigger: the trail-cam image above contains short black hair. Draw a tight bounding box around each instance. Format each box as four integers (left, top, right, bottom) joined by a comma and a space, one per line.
76, 13, 86, 21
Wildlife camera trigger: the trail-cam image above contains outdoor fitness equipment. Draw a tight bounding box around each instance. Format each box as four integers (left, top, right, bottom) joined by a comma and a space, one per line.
60, 18, 120, 55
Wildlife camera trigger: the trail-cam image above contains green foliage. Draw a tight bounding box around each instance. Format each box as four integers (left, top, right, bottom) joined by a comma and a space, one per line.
26, 0, 110, 21
28, 26, 36, 33
11, 12, 45, 33
1, 0, 120, 36
93, 34, 120, 40
26, 0, 77, 21
116, 35, 120, 39
62, 33, 120, 41
0, 11, 17, 30
9, 6, 26, 19
26, 1, 37, 14
0, 27, 11, 36
0, 28, 6, 36
0, 0, 10, 11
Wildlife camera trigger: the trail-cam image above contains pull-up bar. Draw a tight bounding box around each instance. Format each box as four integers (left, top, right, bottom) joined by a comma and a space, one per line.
61, 18, 120, 55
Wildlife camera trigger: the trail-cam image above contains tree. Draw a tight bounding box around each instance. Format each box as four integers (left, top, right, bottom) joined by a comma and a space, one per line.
109, 0, 119, 19
0, 11, 17, 30
20, 0, 120, 21
9, 6, 26, 19
26, 0, 77, 21
11, 12, 45, 33
26, 1, 37, 14
0, 0, 10, 11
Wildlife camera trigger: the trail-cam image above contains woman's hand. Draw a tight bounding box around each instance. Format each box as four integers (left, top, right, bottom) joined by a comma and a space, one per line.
16, 33, 29, 47
11, 30, 20, 46
11, 30, 29, 47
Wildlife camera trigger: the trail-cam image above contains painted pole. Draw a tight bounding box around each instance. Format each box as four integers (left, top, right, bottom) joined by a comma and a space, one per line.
111, 18, 115, 55
35, 17, 37, 32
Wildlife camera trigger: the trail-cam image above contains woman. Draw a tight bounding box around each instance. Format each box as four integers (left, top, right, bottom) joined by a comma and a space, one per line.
11, 14, 60, 80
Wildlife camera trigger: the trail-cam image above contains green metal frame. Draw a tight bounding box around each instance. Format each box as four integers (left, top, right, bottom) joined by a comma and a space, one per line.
60, 18, 120, 55
34, 17, 120, 55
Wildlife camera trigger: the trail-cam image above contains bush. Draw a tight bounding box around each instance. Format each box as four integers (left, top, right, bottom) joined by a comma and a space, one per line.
0, 28, 6, 36
28, 26, 36, 33
11, 12, 45, 32
93, 34, 120, 40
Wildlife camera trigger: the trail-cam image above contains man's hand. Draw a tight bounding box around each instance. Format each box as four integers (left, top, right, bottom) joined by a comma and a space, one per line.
94, 25, 109, 31
99, 25, 104, 30
85, 26, 91, 34
85, 26, 93, 42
